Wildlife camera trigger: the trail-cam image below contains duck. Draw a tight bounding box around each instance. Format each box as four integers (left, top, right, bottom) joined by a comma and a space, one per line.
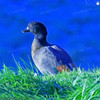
22, 21, 77, 75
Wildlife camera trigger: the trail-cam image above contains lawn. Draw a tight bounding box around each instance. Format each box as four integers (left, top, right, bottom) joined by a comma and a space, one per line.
0, 61, 100, 100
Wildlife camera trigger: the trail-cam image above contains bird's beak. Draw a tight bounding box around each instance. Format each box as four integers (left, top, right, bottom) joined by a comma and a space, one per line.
22, 29, 30, 33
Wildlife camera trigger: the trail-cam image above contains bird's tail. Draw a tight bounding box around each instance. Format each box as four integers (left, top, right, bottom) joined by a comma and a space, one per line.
67, 62, 77, 71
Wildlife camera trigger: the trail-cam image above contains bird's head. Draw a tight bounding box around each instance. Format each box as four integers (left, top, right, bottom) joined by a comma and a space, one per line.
22, 21, 47, 40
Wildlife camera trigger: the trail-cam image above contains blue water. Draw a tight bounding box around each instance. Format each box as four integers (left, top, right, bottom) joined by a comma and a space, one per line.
0, 0, 100, 70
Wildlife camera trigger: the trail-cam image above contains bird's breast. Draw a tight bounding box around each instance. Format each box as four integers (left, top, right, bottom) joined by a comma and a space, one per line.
31, 39, 43, 57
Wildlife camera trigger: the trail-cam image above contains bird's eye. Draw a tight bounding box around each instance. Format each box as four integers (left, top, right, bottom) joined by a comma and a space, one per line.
27, 27, 29, 29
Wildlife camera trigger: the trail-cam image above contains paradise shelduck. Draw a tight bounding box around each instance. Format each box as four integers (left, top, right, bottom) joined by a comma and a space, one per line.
22, 21, 77, 75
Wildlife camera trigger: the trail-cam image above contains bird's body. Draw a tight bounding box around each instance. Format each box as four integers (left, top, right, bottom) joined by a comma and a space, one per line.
22, 21, 76, 75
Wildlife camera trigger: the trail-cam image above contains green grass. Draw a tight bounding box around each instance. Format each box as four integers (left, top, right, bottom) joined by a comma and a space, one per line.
0, 62, 100, 100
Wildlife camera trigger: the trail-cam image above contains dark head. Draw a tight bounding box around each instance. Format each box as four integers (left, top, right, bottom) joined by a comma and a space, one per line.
22, 21, 47, 40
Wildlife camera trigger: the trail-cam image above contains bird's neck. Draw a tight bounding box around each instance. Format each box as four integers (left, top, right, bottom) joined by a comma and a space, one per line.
31, 36, 48, 56
34, 36, 48, 46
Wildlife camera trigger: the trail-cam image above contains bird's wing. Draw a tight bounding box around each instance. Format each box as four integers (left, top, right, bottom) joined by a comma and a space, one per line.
51, 45, 77, 71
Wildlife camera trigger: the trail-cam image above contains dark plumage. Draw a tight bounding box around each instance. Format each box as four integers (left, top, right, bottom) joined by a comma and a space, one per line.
22, 21, 77, 75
